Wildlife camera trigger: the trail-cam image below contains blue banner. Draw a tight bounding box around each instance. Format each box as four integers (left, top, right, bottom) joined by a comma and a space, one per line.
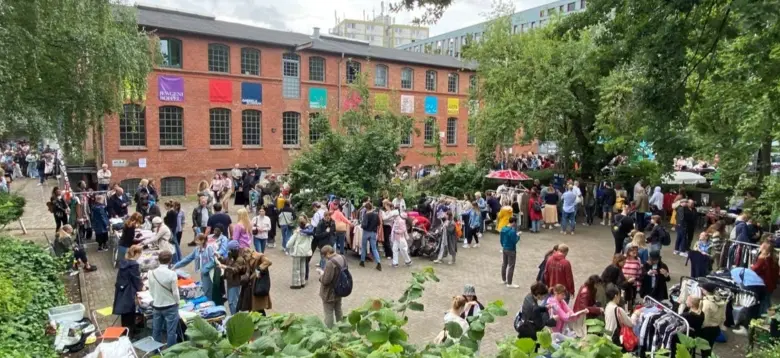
424, 96, 438, 115
241, 82, 262, 105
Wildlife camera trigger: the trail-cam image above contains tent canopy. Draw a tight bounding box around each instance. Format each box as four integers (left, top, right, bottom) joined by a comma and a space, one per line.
663, 171, 707, 185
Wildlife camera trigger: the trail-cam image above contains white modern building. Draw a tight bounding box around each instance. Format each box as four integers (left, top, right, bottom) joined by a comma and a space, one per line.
330, 12, 429, 48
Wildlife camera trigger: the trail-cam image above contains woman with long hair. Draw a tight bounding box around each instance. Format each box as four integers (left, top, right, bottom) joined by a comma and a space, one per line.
174, 234, 217, 298
217, 242, 247, 314
528, 191, 543, 233
221, 172, 233, 212
197, 180, 213, 207
233, 208, 253, 250
622, 246, 642, 305
54, 225, 97, 271
573, 275, 604, 319
119, 212, 144, 262
113, 245, 143, 338
263, 195, 278, 248
211, 174, 223, 203
546, 284, 583, 333
238, 252, 273, 315
751, 239, 779, 315
286, 216, 314, 288
49, 186, 69, 233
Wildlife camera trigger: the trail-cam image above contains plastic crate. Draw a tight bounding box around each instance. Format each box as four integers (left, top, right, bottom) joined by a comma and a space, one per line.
48, 303, 85, 323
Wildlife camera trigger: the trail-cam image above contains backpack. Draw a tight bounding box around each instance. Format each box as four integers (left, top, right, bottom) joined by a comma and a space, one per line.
253, 269, 270, 297
331, 257, 353, 298
47, 201, 54, 213
513, 310, 524, 333
532, 201, 542, 212
659, 227, 671, 246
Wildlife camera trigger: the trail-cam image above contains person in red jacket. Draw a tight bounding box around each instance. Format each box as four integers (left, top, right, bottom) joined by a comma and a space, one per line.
573, 274, 604, 319
528, 191, 544, 233
544, 244, 575, 301
751, 240, 779, 315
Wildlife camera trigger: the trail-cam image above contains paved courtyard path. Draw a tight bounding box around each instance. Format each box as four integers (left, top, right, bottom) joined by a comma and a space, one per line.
8, 178, 749, 357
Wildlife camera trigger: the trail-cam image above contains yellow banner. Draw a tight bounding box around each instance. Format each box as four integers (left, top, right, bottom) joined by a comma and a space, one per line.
447, 98, 459, 115
375, 93, 389, 111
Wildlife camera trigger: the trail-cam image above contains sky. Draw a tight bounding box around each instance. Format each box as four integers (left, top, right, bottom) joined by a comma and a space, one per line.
134, 0, 557, 37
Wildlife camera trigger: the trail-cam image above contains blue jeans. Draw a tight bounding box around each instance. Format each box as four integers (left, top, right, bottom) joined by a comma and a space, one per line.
361, 231, 380, 264
650, 243, 662, 253
531, 220, 541, 232
117, 245, 128, 263
227, 286, 240, 314
335, 232, 346, 255
200, 270, 213, 299
675, 224, 688, 252
281, 225, 293, 252
254, 237, 266, 253
172, 232, 182, 264
152, 305, 179, 347
562, 211, 576, 232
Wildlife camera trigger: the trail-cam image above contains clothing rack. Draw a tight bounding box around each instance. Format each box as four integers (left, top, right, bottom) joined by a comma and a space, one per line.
725, 239, 761, 270
643, 295, 690, 357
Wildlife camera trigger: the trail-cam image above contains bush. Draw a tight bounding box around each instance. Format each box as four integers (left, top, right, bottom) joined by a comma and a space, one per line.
0, 193, 25, 229
0, 237, 67, 357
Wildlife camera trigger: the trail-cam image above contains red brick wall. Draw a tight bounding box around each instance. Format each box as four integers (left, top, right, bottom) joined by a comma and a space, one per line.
102, 31, 536, 193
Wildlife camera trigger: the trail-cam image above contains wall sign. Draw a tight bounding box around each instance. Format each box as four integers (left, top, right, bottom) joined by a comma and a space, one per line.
241, 82, 262, 105
400, 95, 414, 114
424, 96, 438, 115
447, 98, 459, 115
309, 87, 327, 109
209, 79, 232, 103
374, 93, 389, 111
111, 159, 128, 167
158, 76, 184, 102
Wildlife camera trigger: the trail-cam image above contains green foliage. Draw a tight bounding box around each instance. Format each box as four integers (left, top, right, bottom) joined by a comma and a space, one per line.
289, 75, 414, 209
751, 176, 780, 225
0, 193, 25, 229
610, 161, 662, 191
422, 161, 488, 198
0, 237, 67, 357
0, 1, 157, 158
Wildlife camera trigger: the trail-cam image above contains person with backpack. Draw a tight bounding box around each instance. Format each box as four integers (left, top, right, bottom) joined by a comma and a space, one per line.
646, 215, 670, 252
238, 252, 272, 315
319, 245, 350, 328
527, 191, 543, 233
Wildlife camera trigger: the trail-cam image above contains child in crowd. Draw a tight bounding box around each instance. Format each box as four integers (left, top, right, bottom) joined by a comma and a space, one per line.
696, 232, 711, 255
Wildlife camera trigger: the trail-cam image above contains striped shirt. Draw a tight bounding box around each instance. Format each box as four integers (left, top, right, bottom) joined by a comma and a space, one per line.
622, 258, 642, 289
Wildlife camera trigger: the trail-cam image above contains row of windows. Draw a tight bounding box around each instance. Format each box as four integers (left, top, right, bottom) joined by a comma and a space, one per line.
159, 38, 470, 95
119, 104, 475, 148
540, 0, 585, 17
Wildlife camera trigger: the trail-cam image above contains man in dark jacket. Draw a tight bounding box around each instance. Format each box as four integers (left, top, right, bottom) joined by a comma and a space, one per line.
683, 199, 698, 254
314, 211, 336, 270
601, 183, 616, 225
486, 192, 501, 231
360, 203, 382, 271
640, 250, 671, 301
107, 186, 130, 218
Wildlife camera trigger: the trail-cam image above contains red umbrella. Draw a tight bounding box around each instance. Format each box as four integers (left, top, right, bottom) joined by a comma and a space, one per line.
485, 170, 531, 181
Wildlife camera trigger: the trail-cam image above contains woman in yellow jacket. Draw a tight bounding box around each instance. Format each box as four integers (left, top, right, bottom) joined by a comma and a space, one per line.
496, 199, 514, 232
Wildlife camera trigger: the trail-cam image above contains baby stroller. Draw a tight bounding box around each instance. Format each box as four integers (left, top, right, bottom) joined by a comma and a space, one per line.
409, 225, 442, 258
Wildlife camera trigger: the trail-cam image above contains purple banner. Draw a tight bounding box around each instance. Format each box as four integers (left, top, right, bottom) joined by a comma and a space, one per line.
158, 76, 184, 102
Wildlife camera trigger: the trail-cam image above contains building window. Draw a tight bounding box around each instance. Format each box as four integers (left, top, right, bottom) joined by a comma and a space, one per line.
581, 0, 586, 8
159, 38, 182, 68
160, 177, 186, 196
374, 64, 389, 87
309, 56, 325, 82
346, 61, 361, 84
208, 43, 229, 73
158, 106, 183, 147
240, 48, 260, 75
568, 2, 576, 11
531, 21, 536, 28
521, 23, 526, 32
120, 179, 141, 196
241, 110, 262, 146
446, 117, 457, 145
209, 108, 231, 146
540, 19, 546, 26
424, 117, 436, 144
309, 113, 326, 144
119, 104, 146, 147
282, 53, 300, 98
282, 112, 300, 146
425, 70, 437, 91
540, 10, 544, 17
447, 73, 459, 93
560, 5, 564, 12
401, 68, 413, 89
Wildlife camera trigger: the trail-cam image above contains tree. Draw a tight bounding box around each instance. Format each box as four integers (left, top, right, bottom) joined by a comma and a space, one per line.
465, 15, 602, 174
0, 1, 157, 158
288, 75, 414, 207
389, 0, 455, 24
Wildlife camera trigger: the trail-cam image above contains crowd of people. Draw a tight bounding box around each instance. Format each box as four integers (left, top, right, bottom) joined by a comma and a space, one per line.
41, 161, 779, 355
0, 141, 60, 192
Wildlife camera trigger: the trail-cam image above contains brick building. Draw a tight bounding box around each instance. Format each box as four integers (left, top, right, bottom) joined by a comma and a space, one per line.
104, 5, 533, 195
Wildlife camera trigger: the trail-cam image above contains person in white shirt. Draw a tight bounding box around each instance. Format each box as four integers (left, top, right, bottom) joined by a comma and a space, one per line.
311, 202, 326, 227
148, 251, 180, 347
97, 164, 112, 191
251, 207, 272, 253
392, 193, 407, 212
147, 217, 174, 254
231, 164, 242, 191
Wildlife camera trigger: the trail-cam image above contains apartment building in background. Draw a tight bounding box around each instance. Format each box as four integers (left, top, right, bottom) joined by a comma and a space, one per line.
99, 5, 535, 195
397, 0, 587, 57
329, 9, 429, 48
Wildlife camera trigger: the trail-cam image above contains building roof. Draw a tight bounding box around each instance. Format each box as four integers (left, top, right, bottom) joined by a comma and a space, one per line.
135, 5, 472, 70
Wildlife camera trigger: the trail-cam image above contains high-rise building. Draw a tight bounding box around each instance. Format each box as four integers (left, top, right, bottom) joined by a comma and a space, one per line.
329, 11, 429, 48
397, 0, 587, 57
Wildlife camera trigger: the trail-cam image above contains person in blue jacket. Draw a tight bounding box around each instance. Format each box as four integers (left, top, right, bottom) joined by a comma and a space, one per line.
173, 233, 216, 298
500, 217, 520, 288
91, 195, 110, 252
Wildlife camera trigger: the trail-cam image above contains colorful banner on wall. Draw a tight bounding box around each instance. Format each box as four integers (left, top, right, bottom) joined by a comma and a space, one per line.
241, 82, 262, 105
209, 79, 232, 103
374, 93, 389, 112
400, 95, 414, 114
309, 87, 327, 109
158, 76, 184, 102
424, 96, 438, 115
447, 98, 459, 115
344, 92, 362, 111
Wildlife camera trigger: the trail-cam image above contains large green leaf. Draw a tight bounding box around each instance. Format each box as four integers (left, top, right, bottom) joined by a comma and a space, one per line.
357, 319, 372, 335
408, 302, 425, 311
186, 317, 221, 346
366, 328, 390, 344
306, 331, 329, 350
515, 338, 536, 354
444, 321, 463, 338
225, 312, 254, 347
248, 336, 277, 354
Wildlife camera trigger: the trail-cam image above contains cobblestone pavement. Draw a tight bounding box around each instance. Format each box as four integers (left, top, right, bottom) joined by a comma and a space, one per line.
9, 178, 748, 357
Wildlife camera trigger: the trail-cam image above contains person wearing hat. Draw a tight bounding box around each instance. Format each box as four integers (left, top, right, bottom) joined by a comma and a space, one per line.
639, 250, 670, 301
460, 284, 485, 319
145, 216, 173, 255
217, 240, 246, 314
700, 282, 727, 358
